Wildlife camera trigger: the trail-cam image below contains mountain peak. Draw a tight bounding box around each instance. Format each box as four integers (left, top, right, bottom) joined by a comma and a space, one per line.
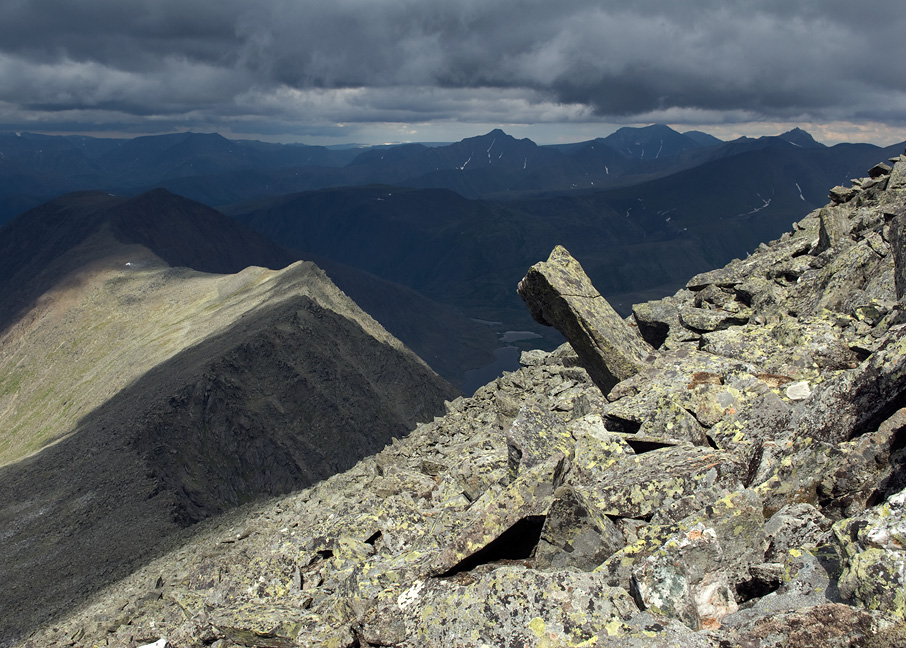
777, 127, 825, 149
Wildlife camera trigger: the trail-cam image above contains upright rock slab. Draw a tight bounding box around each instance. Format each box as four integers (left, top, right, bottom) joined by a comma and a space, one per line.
518, 245, 653, 394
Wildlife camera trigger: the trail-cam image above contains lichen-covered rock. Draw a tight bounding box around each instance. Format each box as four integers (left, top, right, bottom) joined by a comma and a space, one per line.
431, 453, 567, 576
721, 603, 883, 648
763, 503, 832, 562
505, 404, 575, 476
630, 523, 739, 630
407, 566, 638, 647
833, 487, 906, 617
889, 206, 906, 300
535, 485, 625, 571
518, 245, 654, 394
569, 442, 747, 520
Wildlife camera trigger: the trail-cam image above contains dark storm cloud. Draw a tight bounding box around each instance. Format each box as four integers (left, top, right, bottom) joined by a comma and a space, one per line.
1, 0, 904, 134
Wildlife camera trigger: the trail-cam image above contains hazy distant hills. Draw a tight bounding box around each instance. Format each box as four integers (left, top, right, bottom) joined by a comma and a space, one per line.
3, 124, 903, 223
227, 135, 904, 341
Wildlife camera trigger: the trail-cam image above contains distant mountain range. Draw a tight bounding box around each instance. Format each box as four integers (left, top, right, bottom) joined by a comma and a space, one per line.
1, 125, 904, 389
2, 124, 902, 223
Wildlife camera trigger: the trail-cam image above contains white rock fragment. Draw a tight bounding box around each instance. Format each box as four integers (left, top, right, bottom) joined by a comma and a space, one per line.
785, 381, 812, 400
138, 639, 169, 648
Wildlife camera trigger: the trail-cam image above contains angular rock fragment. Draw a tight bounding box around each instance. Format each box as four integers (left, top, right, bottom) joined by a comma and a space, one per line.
818, 204, 853, 251
763, 503, 832, 562
504, 404, 574, 477
679, 305, 750, 332
889, 206, 906, 299
630, 523, 739, 630
632, 297, 680, 348
833, 487, 906, 617
431, 453, 567, 576
570, 444, 747, 520
869, 162, 894, 178
830, 185, 858, 204
722, 603, 882, 648
534, 484, 625, 571
518, 245, 653, 394
410, 566, 637, 647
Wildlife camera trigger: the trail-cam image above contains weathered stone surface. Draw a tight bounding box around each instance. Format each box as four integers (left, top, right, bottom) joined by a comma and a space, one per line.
833, 487, 906, 617
721, 603, 882, 648
788, 326, 906, 444
518, 245, 653, 393
830, 185, 858, 204
407, 566, 637, 647
631, 523, 739, 630
632, 297, 682, 349
870, 162, 894, 178
505, 404, 574, 476
431, 453, 567, 576
535, 485, 625, 571
763, 503, 832, 562
570, 444, 747, 520
889, 206, 906, 299
818, 204, 853, 251
679, 305, 750, 332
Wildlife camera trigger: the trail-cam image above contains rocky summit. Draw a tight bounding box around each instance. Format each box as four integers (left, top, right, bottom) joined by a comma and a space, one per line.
13, 152, 906, 648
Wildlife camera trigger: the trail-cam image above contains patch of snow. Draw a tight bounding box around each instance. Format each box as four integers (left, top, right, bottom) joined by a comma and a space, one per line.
795, 182, 805, 201
656, 139, 663, 159
605, 166, 609, 175
736, 197, 773, 217
460, 154, 473, 170
523, 158, 527, 170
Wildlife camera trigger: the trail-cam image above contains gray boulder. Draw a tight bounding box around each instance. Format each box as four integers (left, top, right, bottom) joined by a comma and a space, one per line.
518, 245, 654, 394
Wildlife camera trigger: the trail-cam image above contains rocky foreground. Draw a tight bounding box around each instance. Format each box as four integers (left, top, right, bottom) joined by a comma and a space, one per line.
19, 154, 906, 647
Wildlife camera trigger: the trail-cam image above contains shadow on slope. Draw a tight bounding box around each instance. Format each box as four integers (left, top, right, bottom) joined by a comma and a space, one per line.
0, 293, 456, 647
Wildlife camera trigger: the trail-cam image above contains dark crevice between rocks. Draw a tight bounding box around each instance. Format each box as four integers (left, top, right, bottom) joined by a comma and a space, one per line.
735, 570, 782, 604
435, 516, 546, 578
624, 439, 677, 454
607, 513, 653, 524
866, 425, 906, 507
743, 443, 765, 487
365, 531, 382, 546
849, 345, 873, 363
848, 392, 906, 441
705, 434, 720, 450
603, 415, 642, 434
635, 320, 670, 350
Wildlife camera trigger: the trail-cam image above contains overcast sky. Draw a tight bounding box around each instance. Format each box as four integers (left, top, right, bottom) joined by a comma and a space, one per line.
1, 0, 905, 146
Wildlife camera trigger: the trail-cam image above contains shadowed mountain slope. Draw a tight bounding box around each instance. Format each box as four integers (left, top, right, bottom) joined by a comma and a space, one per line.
0, 189, 497, 388
0, 191, 458, 644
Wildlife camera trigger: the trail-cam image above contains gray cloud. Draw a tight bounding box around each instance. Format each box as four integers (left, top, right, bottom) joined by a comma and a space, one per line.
0, 0, 904, 140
